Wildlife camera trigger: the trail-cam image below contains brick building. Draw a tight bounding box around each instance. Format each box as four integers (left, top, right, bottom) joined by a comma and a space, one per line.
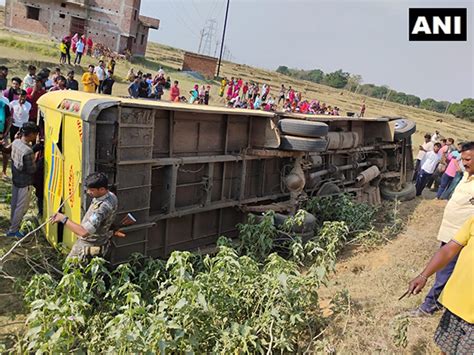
4, 0, 160, 56
182, 52, 218, 79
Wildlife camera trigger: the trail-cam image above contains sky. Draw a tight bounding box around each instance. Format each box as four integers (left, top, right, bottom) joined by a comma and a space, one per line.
138, 0, 473, 103
0, 0, 472, 102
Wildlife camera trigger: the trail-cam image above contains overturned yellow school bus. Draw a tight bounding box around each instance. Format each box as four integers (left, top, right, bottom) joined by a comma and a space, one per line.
38, 91, 415, 263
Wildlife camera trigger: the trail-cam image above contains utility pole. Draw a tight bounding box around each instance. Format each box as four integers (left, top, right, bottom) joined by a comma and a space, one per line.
216, 0, 230, 78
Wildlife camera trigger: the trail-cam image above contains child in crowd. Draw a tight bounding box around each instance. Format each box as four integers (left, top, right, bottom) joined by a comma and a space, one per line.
189, 84, 199, 104
204, 85, 210, 105
170, 81, 180, 102
59, 40, 67, 64
198, 85, 206, 104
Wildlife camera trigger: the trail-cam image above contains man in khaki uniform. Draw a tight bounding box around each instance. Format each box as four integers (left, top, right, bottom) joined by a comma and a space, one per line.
52, 172, 118, 262
410, 141, 474, 316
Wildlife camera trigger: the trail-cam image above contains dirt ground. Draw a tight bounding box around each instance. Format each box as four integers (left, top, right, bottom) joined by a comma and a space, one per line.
322, 189, 446, 353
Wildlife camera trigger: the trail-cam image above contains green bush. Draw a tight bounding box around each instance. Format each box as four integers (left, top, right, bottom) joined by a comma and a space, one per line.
17, 249, 329, 353
304, 194, 377, 235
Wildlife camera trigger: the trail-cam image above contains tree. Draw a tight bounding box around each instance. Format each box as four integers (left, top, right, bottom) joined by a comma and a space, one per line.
307, 69, 324, 83
371, 85, 389, 99
276, 66, 290, 76
406, 94, 421, 107
323, 69, 350, 88
420, 98, 450, 113
389, 92, 409, 105
449, 98, 474, 121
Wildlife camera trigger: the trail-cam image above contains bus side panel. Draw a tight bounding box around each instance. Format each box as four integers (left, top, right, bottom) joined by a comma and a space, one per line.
62, 115, 83, 249
43, 109, 63, 247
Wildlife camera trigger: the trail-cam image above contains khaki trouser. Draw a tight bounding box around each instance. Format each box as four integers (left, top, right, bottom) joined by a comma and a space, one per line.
67, 238, 110, 262
9, 185, 32, 233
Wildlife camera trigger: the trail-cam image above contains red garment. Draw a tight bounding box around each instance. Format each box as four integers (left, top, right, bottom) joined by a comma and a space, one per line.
288, 90, 295, 103
170, 85, 180, 101
226, 84, 233, 98
26, 87, 46, 122
243, 85, 248, 94
87, 38, 93, 48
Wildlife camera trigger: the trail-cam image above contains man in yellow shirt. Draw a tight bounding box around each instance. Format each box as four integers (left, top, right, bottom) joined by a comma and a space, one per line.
81, 65, 99, 93
410, 141, 474, 316
408, 216, 474, 354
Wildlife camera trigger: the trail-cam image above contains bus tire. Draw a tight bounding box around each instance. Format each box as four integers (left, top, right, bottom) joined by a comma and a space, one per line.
393, 119, 416, 140
380, 182, 416, 201
280, 135, 328, 152
278, 119, 329, 138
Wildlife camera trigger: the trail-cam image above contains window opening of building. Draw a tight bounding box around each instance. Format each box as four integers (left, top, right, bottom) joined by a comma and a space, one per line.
26, 6, 40, 20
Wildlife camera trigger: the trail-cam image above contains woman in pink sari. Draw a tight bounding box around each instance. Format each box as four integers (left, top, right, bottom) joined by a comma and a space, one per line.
226, 81, 234, 100
71, 33, 79, 53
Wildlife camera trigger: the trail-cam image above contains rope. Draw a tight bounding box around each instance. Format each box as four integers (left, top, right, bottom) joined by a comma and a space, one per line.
0, 170, 80, 265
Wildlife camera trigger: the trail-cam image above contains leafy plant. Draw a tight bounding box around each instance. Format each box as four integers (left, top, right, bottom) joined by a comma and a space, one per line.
236, 212, 277, 261
392, 316, 410, 348
14, 195, 388, 353
304, 194, 377, 237
16, 243, 342, 353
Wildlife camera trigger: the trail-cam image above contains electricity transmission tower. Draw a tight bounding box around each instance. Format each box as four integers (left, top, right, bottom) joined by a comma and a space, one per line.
198, 19, 217, 56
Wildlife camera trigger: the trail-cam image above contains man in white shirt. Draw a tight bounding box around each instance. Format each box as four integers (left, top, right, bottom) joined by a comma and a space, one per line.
413, 133, 434, 181
22, 65, 36, 90
94, 60, 106, 93
431, 130, 441, 143
8, 90, 32, 141
416, 142, 441, 196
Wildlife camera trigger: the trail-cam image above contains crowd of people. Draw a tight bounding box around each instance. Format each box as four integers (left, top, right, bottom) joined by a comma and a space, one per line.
0, 60, 117, 143
58, 33, 95, 66
39, 33, 369, 114
413, 130, 464, 199
406, 140, 473, 355
218, 77, 364, 116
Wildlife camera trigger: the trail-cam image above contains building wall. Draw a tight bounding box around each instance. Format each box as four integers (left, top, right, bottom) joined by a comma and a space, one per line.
131, 21, 149, 56
182, 52, 218, 79
4, 0, 151, 56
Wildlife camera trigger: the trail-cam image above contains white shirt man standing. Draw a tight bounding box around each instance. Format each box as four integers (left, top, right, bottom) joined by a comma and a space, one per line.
415, 142, 441, 196
414, 133, 435, 181
94, 60, 106, 94
8, 90, 31, 142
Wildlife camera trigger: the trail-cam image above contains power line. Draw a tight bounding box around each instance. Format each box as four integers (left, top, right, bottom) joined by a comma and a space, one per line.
165, 1, 200, 40
207, 0, 221, 21
175, 0, 204, 29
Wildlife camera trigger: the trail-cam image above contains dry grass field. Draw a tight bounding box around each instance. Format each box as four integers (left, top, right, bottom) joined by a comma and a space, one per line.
0, 5, 472, 353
